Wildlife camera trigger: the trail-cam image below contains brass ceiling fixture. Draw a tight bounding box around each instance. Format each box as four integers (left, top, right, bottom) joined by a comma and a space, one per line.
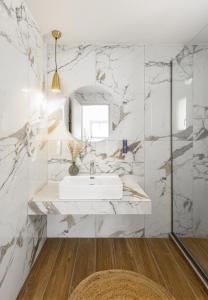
51, 30, 62, 92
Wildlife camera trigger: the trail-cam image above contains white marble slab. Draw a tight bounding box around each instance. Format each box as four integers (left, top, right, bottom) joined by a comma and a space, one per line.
28, 178, 151, 215
47, 214, 145, 238
172, 46, 193, 142
145, 46, 181, 141
172, 141, 193, 236
47, 215, 96, 238
0, 1, 47, 299
144, 140, 171, 237
172, 45, 208, 237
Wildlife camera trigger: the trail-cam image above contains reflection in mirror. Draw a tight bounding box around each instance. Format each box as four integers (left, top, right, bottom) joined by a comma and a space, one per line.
69, 85, 118, 142
176, 97, 187, 131
82, 105, 109, 141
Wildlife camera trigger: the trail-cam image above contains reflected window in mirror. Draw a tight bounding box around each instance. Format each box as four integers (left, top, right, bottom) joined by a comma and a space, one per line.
82, 105, 109, 141
69, 85, 117, 142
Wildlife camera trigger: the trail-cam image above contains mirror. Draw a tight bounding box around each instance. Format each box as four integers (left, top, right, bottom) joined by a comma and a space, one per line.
68, 85, 119, 142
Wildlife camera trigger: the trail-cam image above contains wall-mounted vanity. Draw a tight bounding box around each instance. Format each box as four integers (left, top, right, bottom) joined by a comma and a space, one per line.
28, 175, 151, 215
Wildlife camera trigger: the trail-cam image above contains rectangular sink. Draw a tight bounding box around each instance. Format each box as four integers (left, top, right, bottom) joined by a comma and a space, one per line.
59, 174, 123, 200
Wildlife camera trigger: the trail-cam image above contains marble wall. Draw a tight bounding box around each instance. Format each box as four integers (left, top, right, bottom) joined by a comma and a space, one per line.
192, 45, 208, 237
47, 44, 181, 237
0, 1, 47, 299
172, 45, 208, 237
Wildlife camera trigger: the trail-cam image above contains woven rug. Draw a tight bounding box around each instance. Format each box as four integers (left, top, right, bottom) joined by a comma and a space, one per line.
68, 270, 176, 300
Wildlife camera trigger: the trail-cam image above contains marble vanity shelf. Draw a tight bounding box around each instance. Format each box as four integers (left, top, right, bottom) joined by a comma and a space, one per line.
28, 180, 152, 215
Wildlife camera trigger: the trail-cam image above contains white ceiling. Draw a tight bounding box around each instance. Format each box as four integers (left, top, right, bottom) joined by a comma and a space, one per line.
26, 0, 208, 45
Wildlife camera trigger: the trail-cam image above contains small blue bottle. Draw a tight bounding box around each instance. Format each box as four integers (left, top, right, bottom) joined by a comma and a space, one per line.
122, 139, 128, 154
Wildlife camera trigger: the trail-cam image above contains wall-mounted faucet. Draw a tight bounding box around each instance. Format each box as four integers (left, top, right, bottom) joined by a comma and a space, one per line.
90, 160, 96, 179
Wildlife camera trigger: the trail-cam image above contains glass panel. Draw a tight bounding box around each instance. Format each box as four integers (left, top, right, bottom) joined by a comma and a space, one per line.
172, 41, 208, 278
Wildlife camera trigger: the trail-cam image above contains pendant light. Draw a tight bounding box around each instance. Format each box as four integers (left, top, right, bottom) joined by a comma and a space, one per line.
51, 30, 62, 92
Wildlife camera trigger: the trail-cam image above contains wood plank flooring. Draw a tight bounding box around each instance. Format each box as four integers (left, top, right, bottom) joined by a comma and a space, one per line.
17, 238, 208, 300
181, 238, 208, 274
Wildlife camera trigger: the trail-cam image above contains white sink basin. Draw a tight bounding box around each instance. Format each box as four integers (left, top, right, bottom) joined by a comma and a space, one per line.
59, 174, 123, 200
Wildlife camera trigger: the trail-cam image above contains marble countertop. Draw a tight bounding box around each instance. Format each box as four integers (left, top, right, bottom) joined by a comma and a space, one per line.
28, 176, 152, 215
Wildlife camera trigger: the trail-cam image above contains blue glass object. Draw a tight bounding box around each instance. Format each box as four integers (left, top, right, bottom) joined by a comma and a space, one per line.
122, 139, 128, 154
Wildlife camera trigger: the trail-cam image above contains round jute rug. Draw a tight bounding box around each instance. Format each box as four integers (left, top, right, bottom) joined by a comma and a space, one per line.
68, 270, 176, 300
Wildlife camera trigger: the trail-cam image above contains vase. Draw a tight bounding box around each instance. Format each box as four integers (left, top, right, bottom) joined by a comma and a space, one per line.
69, 161, 79, 176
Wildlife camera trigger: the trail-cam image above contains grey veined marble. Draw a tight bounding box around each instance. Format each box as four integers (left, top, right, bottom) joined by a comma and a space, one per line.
0, 1, 47, 299
46, 44, 181, 238
172, 45, 208, 237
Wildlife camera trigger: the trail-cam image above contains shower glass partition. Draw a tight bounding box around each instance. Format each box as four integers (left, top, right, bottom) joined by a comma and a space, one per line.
171, 29, 208, 286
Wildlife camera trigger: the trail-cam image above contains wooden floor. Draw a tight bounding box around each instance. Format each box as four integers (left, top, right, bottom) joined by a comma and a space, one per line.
181, 238, 208, 274
17, 238, 208, 300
